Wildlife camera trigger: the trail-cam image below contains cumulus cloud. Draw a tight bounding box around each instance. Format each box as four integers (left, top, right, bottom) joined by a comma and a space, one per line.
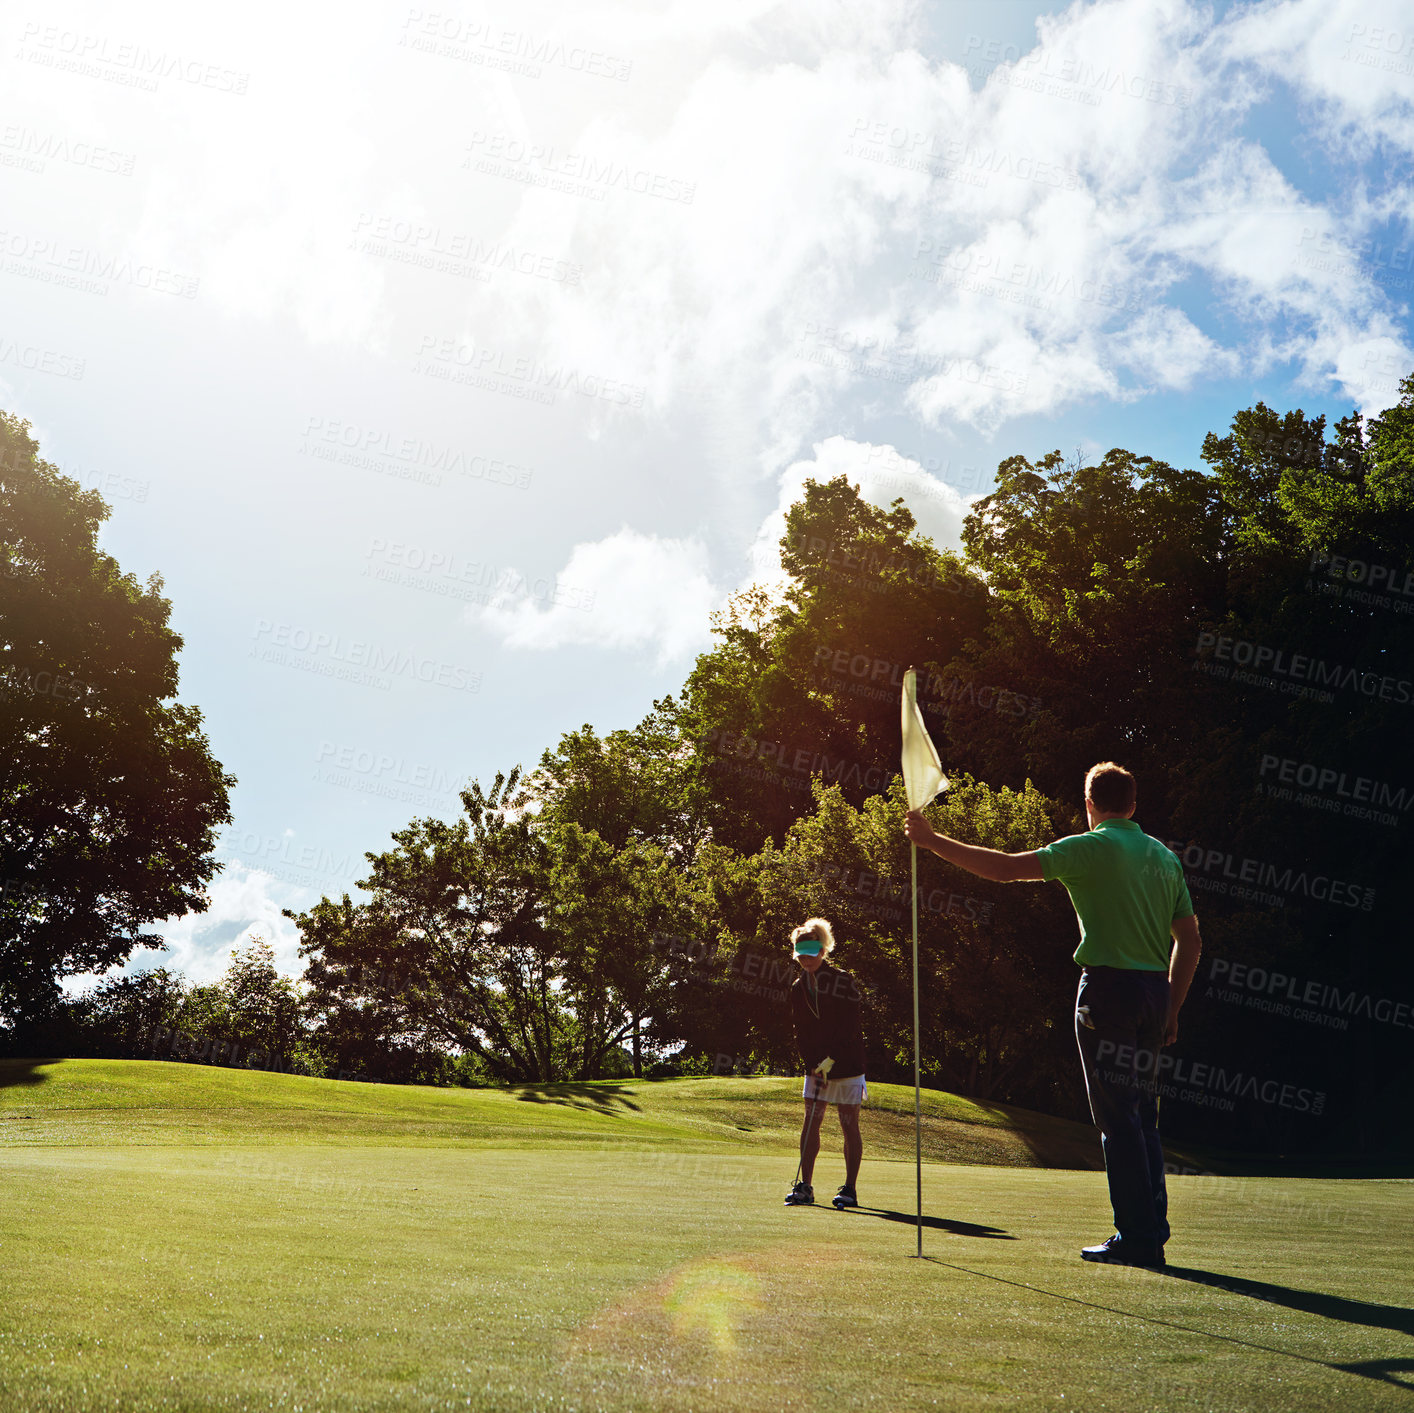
63, 860, 309, 995
1220, 0, 1414, 158
153, 861, 308, 984
12, 0, 1403, 444
745, 435, 976, 585
474, 527, 719, 663
408, 0, 1405, 451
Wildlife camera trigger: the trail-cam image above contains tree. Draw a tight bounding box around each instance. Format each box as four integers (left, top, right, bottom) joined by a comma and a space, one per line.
218, 934, 305, 1065
680, 476, 987, 852
70, 965, 189, 1056
295, 770, 593, 1082
952, 446, 1227, 814
705, 775, 1079, 1107
947, 393, 1414, 1151
548, 823, 697, 1077
528, 698, 704, 861
0, 413, 234, 1029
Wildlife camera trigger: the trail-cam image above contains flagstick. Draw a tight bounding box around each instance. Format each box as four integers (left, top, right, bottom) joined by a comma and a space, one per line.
911, 838, 922, 1258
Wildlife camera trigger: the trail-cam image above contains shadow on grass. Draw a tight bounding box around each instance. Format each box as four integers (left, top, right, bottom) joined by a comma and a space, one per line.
0, 1058, 51, 1093
1331, 1359, 1414, 1389
512, 1083, 642, 1113
836, 1205, 1014, 1239
927, 1257, 1413, 1388
1163, 1267, 1414, 1338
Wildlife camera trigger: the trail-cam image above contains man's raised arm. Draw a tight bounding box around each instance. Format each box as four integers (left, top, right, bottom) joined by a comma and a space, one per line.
904, 810, 1046, 883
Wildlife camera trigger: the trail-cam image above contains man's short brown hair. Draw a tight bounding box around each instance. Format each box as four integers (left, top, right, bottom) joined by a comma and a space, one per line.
1085, 761, 1136, 814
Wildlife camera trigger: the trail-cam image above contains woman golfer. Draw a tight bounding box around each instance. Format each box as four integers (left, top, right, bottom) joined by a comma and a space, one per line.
784, 918, 867, 1208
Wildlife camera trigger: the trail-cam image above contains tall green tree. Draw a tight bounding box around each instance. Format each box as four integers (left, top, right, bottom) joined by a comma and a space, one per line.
0, 413, 233, 1028
529, 697, 703, 861
948, 389, 1414, 1150
952, 446, 1226, 814
294, 770, 570, 1081
548, 824, 694, 1076
681, 476, 987, 852
704, 775, 1078, 1107
294, 769, 693, 1082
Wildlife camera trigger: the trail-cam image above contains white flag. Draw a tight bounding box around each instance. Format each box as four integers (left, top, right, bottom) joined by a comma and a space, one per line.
900, 667, 947, 811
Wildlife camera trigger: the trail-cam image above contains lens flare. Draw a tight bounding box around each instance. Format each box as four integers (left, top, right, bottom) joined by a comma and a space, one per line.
661, 1259, 763, 1356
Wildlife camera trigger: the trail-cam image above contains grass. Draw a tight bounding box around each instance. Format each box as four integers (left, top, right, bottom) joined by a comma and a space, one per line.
0, 1058, 1106, 1167
1, 1059, 1411, 1411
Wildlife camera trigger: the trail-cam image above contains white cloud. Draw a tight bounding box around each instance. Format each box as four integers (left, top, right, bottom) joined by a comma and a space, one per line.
474, 526, 719, 663
1221, 0, 1414, 158
63, 861, 309, 995
431, 0, 1407, 448
11, 0, 1399, 448
746, 434, 976, 584
152, 862, 308, 984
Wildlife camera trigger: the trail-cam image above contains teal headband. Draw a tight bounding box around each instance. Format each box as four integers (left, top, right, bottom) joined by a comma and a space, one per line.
793, 937, 823, 956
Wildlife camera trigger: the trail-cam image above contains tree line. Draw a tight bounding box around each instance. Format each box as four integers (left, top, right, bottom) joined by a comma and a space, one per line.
4, 382, 1413, 1155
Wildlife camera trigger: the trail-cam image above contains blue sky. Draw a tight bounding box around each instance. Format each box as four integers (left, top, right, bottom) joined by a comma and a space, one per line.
2, 0, 1410, 980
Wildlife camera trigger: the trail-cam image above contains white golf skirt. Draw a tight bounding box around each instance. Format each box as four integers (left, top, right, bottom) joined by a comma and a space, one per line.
803, 1073, 867, 1106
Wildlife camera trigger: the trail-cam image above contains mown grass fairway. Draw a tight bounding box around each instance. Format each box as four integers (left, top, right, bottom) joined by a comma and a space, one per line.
2, 1061, 1411, 1411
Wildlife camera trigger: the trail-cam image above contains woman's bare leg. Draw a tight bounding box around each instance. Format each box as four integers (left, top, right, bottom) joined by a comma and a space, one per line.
799, 1097, 828, 1185
837, 1103, 862, 1188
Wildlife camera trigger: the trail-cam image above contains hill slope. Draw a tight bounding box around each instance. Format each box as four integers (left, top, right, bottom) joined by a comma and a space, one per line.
0, 1058, 1103, 1167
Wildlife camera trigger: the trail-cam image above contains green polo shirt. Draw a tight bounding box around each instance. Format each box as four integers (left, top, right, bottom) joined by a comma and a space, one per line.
1035, 818, 1194, 971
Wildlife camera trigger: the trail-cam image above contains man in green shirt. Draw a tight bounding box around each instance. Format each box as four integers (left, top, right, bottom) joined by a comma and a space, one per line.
905, 761, 1202, 1268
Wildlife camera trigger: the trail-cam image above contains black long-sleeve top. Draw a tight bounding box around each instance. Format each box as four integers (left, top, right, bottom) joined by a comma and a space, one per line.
789, 962, 866, 1079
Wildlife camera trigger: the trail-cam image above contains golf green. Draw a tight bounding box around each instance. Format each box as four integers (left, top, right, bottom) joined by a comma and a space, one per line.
1, 1061, 1409, 1411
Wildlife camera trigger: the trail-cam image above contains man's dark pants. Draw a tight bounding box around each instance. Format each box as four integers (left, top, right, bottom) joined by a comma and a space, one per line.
1075, 965, 1171, 1250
